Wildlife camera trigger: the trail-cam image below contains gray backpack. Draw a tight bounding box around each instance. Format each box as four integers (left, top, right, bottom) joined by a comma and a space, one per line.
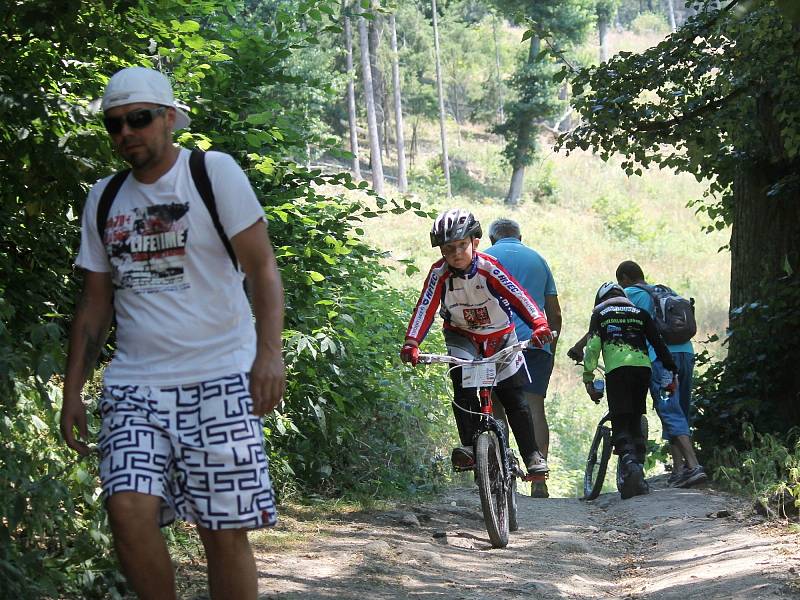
635, 284, 697, 345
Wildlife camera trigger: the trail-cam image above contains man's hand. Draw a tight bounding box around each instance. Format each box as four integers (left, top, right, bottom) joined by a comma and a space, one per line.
584, 382, 603, 404
60, 391, 91, 456
249, 352, 286, 416
664, 373, 678, 394
400, 343, 419, 366
529, 325, 554, 349
567, 345, 584, 363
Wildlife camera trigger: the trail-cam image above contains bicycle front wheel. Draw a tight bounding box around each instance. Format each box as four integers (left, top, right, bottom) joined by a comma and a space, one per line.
507, 475, 518, 532
583, 424, 612, 500
475, 431, 509, 548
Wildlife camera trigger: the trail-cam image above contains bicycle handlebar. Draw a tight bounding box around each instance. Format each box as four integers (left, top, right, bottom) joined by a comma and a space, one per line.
417, 331, 558, 366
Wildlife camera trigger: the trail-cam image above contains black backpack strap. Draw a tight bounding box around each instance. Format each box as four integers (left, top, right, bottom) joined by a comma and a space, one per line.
96, 170, 130, 244
189, 148, 239, 270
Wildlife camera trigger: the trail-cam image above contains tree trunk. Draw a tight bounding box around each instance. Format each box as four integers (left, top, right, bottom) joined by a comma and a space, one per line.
389, 14, 407, 192
368, 9, 385, 159
358, 15, 384, 195
728, 92, 800, 422
504, 37, 539, 206
665, 0, 677, 32
431, 0, 451, 198
343, 4, 361, 179
492, 14, 504, 123
598, 16, 609, 64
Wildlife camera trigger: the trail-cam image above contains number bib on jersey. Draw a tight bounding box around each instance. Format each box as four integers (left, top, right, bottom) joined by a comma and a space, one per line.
462, 363, 497, 387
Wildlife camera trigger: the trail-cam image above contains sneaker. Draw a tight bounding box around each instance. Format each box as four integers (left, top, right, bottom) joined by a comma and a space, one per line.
451, 446, 475, 470
667, 467, 686, 487
532, 480, 550, 498
675, 465, 708, 488
526, 450, 548, 475
620, 457, 645, 500
636, 478, 651, 497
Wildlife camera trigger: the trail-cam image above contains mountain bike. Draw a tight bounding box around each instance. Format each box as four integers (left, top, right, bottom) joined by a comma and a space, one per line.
418, 338, 546, 548
580, 366, 650, 500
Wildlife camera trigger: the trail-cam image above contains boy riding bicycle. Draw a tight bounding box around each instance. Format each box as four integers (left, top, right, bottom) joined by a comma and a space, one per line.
400, 208, 553, 477
582, 282, 678, 499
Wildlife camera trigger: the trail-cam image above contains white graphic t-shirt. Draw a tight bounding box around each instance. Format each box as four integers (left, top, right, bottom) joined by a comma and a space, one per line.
76, 148, 265, 385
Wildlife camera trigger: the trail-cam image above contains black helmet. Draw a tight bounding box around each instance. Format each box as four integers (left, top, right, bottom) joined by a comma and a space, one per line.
430, 208, 482, 247
594, 281, 625, 306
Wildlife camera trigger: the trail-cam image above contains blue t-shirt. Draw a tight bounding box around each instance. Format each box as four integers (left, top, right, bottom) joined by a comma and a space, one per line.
624, 285, 693, 360
484, 238, 557, 353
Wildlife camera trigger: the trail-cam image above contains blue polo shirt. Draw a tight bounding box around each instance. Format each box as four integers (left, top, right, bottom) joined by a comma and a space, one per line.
625, 285, 694, 360
484, 237, 557, 353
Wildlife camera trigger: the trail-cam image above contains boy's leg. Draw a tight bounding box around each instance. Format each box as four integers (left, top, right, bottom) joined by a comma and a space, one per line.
495, 384, 540, 469
107, 492, 177, 600
449, 366, 479, 447
197, 527, 258, 600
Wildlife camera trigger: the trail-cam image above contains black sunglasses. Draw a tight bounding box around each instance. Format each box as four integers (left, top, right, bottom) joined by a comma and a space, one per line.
103, 106, 166, 135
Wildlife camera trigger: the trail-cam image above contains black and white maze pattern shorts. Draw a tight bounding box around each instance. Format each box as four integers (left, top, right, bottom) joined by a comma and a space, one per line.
98, 373, 277, 530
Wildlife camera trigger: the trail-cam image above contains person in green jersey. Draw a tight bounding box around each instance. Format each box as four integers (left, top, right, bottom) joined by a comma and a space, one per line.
582, 282, 677, 499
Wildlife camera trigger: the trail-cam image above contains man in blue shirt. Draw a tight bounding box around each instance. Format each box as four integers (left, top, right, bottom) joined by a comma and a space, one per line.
485, 219, 562, 497
615, 260, 707, 488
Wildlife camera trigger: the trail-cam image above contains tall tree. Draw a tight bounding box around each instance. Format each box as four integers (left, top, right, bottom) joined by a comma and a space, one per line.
358, 13, 385, 194
492, 0, 593, 204
597, 0, 619, 63
389, 13, 408, 192
665, 0, 677, 31
492, 14, 505, 123
368, 4, 387, 159
563, 1, 800, 443
431, 0, 452, 197
343, 1, 362, 179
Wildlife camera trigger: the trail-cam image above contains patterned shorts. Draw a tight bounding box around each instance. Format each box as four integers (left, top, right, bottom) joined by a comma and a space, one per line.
98, 373, 277, 530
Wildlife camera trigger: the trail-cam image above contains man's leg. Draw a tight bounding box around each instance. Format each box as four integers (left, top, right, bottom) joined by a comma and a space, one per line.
526, 392, 549, 459
106, 491, 176, 600
197, 527, 258, 600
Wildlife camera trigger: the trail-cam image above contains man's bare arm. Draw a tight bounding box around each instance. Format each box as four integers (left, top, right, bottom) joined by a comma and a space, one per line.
544, 294, 562, 356
61, 270, 113, 455
231, 220, 285, 416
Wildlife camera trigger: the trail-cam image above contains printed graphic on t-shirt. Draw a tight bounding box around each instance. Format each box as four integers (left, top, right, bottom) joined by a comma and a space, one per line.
463, 307, 491, 327
105, 203, 190, 293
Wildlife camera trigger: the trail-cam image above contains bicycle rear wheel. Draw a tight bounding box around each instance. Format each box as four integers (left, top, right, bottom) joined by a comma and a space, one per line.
583, 424, 612, 500
475, 431, 509, 547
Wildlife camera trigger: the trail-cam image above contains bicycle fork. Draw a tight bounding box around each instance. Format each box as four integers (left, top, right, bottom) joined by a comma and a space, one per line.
476, 387, 517, 488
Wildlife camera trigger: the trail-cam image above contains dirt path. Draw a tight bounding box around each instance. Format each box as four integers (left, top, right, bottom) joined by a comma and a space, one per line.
238, 475, 800, 600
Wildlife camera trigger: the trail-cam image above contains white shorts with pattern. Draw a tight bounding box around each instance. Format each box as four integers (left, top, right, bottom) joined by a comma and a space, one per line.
98, 372, 277, 530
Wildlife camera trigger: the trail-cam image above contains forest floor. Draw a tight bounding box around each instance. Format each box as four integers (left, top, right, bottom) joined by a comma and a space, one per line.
176, 475, 800, 599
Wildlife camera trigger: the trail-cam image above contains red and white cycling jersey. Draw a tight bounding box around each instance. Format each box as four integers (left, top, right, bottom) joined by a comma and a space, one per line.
405, 252, 548, 344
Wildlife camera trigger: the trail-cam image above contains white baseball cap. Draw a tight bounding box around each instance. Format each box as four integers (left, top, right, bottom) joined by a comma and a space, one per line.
101, 67, 191, 131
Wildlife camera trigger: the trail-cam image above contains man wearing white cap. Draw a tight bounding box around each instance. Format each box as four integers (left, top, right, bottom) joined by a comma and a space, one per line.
61, 66, 285, 600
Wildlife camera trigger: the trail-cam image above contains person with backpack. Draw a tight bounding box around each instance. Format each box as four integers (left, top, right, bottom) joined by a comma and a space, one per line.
615, 260, 707, 488
60, 66, 285, 600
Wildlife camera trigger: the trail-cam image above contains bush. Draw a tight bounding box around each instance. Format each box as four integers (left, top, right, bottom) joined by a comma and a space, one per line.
711, 424, 800, 520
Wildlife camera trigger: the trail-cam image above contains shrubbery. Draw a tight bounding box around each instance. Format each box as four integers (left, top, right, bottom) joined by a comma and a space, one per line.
1, 1, 453, 596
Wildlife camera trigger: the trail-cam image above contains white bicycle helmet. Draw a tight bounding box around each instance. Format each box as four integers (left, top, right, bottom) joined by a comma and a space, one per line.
430, 208, 482, 247
595, 281, 625, 305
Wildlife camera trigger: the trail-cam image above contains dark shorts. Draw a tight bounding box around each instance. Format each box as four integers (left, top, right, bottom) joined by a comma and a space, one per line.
606, 366, 650, 416
522, 348, 554, 397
